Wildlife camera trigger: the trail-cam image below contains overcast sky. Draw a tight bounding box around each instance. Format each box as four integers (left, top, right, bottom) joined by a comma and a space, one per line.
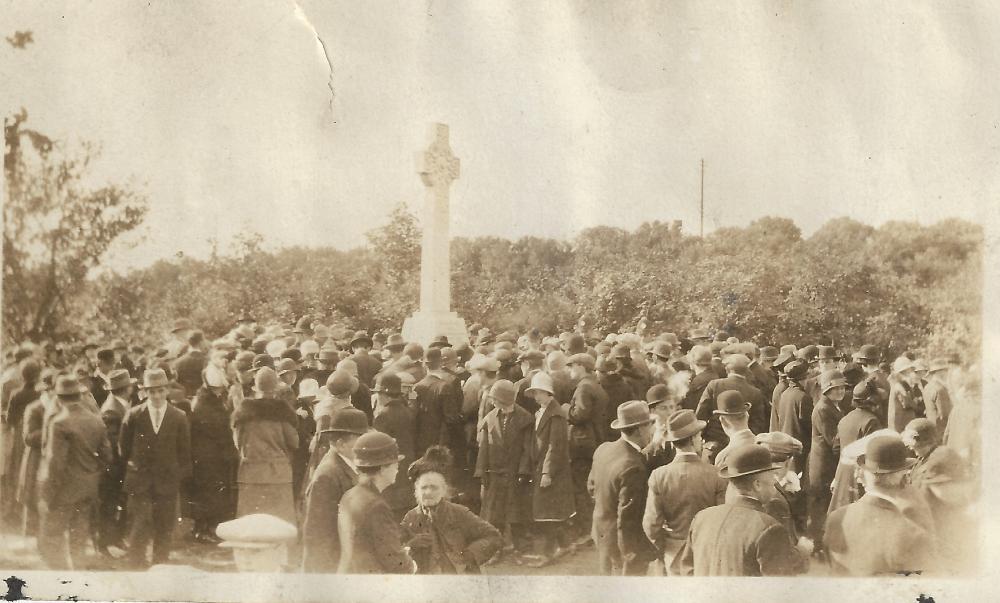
4, 0, 999, 272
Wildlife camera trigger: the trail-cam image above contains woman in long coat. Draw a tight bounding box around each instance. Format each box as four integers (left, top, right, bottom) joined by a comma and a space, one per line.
232, 368, 299, 524
806, 373, 845, 552
190, 367, 237, 542
525, 373, 575, 566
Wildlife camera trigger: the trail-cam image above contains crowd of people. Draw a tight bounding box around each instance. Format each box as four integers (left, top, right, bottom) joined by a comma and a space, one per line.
0, 315, 981, 576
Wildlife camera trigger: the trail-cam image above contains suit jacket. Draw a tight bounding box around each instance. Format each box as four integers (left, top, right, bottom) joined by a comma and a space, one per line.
475, 405, 533, 525
837, 407, 882, 451
825, 493, 938, 576
337, 480, 414, 574
682, 369, 715, 411
774, 382, 813, 470
351, 351, 382, 389
596, 373, 636, 428
643, 452, 726, 551
672, 495, 805, 576
400, 500, 502, 574
921, 379, 952, 436
412, 371, 460, 458
119, 402, 192, 497
302, 451, 358, 572
588, 438, 658, 573
40, 402, 112, 505
696, 375, 768, 445
372, 399, 416, 512
748, 362, 778, 407
888, 381, 919, 433
567, 375, 610, 457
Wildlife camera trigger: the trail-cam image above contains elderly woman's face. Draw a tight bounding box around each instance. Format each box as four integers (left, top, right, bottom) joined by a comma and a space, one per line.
415, 471, 447, 507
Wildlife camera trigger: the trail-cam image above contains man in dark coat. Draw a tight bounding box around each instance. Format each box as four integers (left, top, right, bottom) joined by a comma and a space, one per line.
825, 435, 938, 575
173, 331, 208, 398
97, 369, 136, 553
371, 372, 416, 519
681, 345, 715, 412
301, 408, 367, 572
838, 381, 883, 451
595, 356, 635, 427
807, 370, 846, 552
588, 401, 659, 575
37, 376, 112, 570
189, 372, 237, 543
349, 330, 382, 389
672, 445, 806, 576
773, 359, 813, 474
921, 359, 953, 437
412, 349, 460, 459
337, 431, 415, 574
748, 345, 779, 410
91, 348, 116, 407
565, 353, 609, 543
696, 354, 768, 458
474, 380, 534, 558
512, 350, 545, 414
119, 369, 192, 568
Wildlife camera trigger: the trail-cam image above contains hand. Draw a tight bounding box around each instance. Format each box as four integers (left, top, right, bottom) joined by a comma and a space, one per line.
796, 536, 814, 556
539, 474, 552, 488
295, 408, 309, 419
408, 532, 434, 549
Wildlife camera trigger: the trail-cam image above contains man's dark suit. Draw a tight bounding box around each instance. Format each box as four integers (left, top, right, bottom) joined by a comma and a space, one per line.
587, 438, 658, 575
301, 450, 358, 572
696, 374, 768, 445
118, 402, 191, 567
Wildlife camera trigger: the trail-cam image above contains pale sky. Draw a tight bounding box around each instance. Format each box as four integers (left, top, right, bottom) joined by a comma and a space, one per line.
4, 0, 999, 271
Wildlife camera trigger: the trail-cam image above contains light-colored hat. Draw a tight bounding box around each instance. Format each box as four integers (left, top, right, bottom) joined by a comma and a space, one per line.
203, 364, 228, 388
140, 368, 170, 390
892, 356, 915, 374
524, 371, 555, 396
300, 340, 320, 356
610, 400, 654, 430
298, 378, 319, 400
217, 513, 298, 549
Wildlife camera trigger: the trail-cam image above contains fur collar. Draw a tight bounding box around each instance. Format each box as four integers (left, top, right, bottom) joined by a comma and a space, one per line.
231, 397, 297, 428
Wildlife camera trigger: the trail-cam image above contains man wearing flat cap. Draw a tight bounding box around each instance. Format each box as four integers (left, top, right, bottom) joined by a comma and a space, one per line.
588, 401, 659, 575
824, 435, 938, 575
643, 409, 725, 573
672, 444, 805, 576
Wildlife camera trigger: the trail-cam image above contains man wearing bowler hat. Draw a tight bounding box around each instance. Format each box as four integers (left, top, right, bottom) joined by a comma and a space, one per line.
824, 435, 938, 575
372, 372, 417, 520
712, 391, 758, 473
587, 400, 659, 575
37, 376, 112, 569
118, 368, 192, 568
337, 431, 415, 574
672, 444, 805, 576
642, 384, 677, 470
696, 353, 768, 459
301, 407, 369, 572
643, 409, 726, 573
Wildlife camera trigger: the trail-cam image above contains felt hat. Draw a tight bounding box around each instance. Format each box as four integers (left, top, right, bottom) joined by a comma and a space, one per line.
721, 444, 784, 478
816, 345, 838, 360
798, 345, 819, 362
754, 432, 803, 462
54, 375, 87, 397
252, 353, 275, 371
428, 335, 451, 349
645, 384, 671, 408
664, 409, 705, 442
852, 344, 879, 363
652, 341, 673, 360
276, 358, 300, 376
851, 380, 878, 407
407, 445, 453, 483
140, 369, 170, 390
489, 380, 516, 405
524, 371, 555, 396
103, 368, 137, 391
714, 390, 750, 415
373, 372, 403, 395
772, 351, 795, 372
566, 353, 595, 371
317, 348, 339, 364
326, 370, 355, 397
292, 316, 313, 335
819, 369, 848, 393
298, 378, 319, 400
383, 334, 406, 352
610, 400, 654, 430
759, 346, 779, 362
350, 330, 373, 348
353, 431, 405, 467
325, 407, 369, 435
784, 359, 809, 381
253, 367, 280, 395
856, 435, 917, 474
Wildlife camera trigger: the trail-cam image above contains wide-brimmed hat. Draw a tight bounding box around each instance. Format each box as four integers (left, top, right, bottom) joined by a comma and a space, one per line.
665, 409, 706, 442
816, 345, 838, 361
852, 344, 879, 363
714, 390, 750, 415
353, 431, 405, 467
754, 432, 803, 462
524, 371, 555, 397
721, 444, 784, 478
171, 318, 193, 333
689, 328, 710, 341
373, 372, 403, 395
798, 345, 819, 362
645, 384, 671, 409
428, 335, 451, 349
759, 346, 779, 362
610, 400, 654, 430
385, 334, 406, 351
819, 369, 848, 393
489, 380, 516, 405
54, 375, 87, 397
140, 368, 170, 390
350, 330, 373, 348
856, 435, 917, 474
293, 316, 313, 335
103, 368, 137, 391
651, 341, 673, 360
325, 407, 369, 435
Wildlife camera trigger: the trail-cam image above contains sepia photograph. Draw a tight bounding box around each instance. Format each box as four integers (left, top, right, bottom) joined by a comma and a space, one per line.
2, 1, 997, 601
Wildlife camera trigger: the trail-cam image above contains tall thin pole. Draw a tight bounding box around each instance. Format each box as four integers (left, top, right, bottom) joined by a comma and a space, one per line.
700, 158, 705, 238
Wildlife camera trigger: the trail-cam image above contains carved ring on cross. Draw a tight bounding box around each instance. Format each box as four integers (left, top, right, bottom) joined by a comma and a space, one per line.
419, 141, 460, 188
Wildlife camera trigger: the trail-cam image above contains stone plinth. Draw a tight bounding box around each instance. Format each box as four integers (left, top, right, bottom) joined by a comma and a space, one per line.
401, 310, 468, 347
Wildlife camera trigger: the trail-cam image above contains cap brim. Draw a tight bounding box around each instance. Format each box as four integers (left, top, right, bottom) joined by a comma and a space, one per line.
713, 404, 751, 416
665, 420, 706, 442
722, 461, 786, 479
524, 387, 554, 396
856, 455, 918, 474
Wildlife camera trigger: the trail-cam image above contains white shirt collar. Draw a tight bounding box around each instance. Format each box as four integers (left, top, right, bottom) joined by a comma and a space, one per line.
338, 452, 358, 474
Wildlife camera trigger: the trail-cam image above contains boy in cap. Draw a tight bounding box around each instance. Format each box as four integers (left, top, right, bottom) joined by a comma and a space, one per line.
588, 400, 659, 575
643, 409, 725, 572
301, 407, 368, 572
672, 445, 805, 576
474, 380, 535, 562
37, 376, 112, 570
337, 431, 416, 574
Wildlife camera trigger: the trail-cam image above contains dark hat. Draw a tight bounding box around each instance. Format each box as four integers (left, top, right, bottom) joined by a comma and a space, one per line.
772, 351, 795, 372
140, 368, 170, 390
595, 356, 620, 373
54, 375, 87, 397
385, 334, 406, 351
852, 380, 878, 407
665, 409, 706, 442
903, 418, 938, 445
816, 345, 838, 360
689, 328, 710, 341
407, 445, 453, 482
103, 369, 137, 391
350, 330, 373, 348
754, 432, 803, 462
759, 346, 779, 362
610, 400, 654, 430
652, 341, 673, 360
819, 369, 848, 393
171, 318, 193, 333
488, 380, 516, 405
252, 353, 274, 371
373, 372, 403, 395
645, 384, 671, 408
353, 431, 405, 468
714, 390, 750, 416
276, 357, 300, 376
326, 370, 355, 397
856, 435, 916, 474
428, 335, 451, 349
853, 344, 879, 363
293, 316, 313, 334
96, 347, 115, 362
784, 359, 809, 381
566, 353, 595, 371
281, 348, 303, 363
842, 362, 864, 384
721, 444, 784, 478
518, 349, 545, 364
798, 345, 819, 362
611, 343, 631, 359
317, 348, 339, 364
325, 407, 368, 435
